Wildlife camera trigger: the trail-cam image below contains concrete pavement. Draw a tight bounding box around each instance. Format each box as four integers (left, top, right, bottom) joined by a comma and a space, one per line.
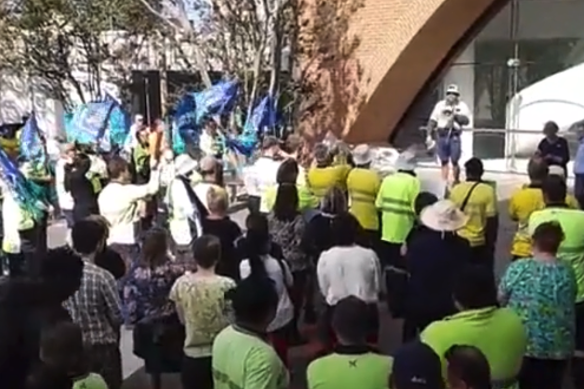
46, 168, 533, 389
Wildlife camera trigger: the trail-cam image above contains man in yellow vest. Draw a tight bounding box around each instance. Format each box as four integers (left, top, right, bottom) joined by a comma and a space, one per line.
347, 144, 381, 248
375, 150, 421, 267
307, 143, 350, 201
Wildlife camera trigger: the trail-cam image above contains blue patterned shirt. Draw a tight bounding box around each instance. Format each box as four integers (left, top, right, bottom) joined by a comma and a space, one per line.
499, 258, 576, 359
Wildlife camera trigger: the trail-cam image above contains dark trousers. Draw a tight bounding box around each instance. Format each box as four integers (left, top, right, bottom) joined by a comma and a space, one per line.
181, 356, 213, 389
86, 343, 122, 389
519, 357, 567, 389
19, 222, 45, 277
576, 173, 584, 209
6, 252, 25, 277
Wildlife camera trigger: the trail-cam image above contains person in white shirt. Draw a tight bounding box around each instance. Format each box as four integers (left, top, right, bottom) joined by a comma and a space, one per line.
166, 154, 206, 263
246, 136, 282, 213
98, 156, 160, 268
1, 185, 23, 275
192, 155, 221, 211
317, 212, 382, 349
426, 84, 471, 184
239, 212, 294, 365
55, 144, 76, 228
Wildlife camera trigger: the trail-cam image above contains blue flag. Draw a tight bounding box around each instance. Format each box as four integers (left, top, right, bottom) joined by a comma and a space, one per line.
68, 98, 115, 145
104, 93, 130, 148
194, 80, 239, 125
20, 112, 45, 162
0, 148, 47, 221
172, 93, 197, 154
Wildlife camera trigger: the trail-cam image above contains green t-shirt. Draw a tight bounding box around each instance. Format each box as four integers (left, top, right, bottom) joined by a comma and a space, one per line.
73, 373, 108, 389
529, 207, 584, 302
212, 325, 288, 389
307, 350, 392, 389
421, 307, 526, 389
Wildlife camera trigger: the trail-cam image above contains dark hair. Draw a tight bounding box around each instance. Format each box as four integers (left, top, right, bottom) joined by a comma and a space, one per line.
453, 265, 498, 310
465, 157, 484, 179
445, 345, 492, 389
542, 174, 567, 204
40, 322, 87, 375
331, 212, 360, 246
543, 120, 559, 134
332, 296, 370, 343
192, 234, 221, 269
414, 191, 439, 216
321, 186, 347, 215
107, 156, 130, 180
73, 153, 91, 171
141, 227, 169, 268
276, 159, 299, 185
532, 221, 564, 254
40, 247, 84, 304
527, 157, 548, 182
273, 183, 299, 220
244, 213, 271, 279
227, 275, 278, 326
71, 220, 106, 255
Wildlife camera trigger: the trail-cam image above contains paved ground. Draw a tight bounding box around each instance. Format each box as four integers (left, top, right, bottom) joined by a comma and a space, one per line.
46, 168, 534, 389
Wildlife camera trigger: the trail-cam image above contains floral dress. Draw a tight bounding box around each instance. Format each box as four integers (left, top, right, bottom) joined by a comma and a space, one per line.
498, 258, 577, 359
123, 261, 185, 324
268, 213, 308, 272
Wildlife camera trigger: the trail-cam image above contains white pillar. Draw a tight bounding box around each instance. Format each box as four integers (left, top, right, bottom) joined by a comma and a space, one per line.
442, 42, 475, 163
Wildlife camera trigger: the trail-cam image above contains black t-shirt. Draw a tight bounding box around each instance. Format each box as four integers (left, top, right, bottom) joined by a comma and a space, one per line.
202, 217, 242, 281
94, 247, 126, 280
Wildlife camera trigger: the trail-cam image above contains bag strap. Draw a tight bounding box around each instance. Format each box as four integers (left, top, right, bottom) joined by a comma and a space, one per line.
460, 181, 481, 212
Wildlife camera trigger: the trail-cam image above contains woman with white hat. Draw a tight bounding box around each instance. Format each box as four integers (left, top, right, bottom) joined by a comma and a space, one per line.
402, 199, 472, 341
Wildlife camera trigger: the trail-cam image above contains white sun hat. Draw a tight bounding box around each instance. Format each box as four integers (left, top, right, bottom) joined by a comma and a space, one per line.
174, 154, 198, 176
352, 144, 373, 165
420, 199, 468, 232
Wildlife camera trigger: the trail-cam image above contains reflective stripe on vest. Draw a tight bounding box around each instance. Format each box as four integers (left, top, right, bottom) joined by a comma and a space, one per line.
379, 197, 414, 217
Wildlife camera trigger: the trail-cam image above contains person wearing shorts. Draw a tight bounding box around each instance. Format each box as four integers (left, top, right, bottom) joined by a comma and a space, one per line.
426, 84, 471, 184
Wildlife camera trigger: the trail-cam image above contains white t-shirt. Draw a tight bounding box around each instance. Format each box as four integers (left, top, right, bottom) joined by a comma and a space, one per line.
429, 99, 471, 129
2, 189, 21, 253
166, 178, 203, 245
239, 255, 294, 332
247, 157, 281, 198
317, 245, 382, 306
55, 158, 74, 211
98, 171, 160, 244
193, 182, 213, 211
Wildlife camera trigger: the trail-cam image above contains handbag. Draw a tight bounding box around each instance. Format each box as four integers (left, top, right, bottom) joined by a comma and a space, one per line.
133, 314, 185, 373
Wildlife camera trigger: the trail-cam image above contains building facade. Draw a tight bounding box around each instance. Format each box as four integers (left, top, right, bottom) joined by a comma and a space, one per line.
305, 0, 584, 171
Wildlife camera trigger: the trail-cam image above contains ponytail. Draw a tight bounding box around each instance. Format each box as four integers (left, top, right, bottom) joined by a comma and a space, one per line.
244, 213, 271, 280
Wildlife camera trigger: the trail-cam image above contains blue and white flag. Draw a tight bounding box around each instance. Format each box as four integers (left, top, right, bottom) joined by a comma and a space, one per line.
105, 93, 130, 148
172, 93, 197, 154
20, 112, 45, 162
194, 80, 239, 124
67, 98, 115, 145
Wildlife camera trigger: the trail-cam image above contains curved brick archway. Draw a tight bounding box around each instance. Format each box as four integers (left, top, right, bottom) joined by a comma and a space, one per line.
299, 0, 509, 144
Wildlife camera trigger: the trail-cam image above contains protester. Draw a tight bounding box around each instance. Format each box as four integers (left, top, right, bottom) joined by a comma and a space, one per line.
449, 158, 498, 272
421, 265, 526, 389
202, 185, 242, 280
402, 199, 472, 341
390, 341, 444, 389
346, 144, 381, 248
508, 157, 579, 260
536, 121, 569, 175
527, 174, 584, 388
199, 120, 224, 159
403, 191, 440, 251
246, 136, 282, 213
84, 215, 126, 280
66, 220, 124, 389
0, 247, 83, 389
240, 213, 294, 365
194, 155, 222, 211
376, 150, 420, 268
124, 228, 186, 389
498, 221, 575, 389
98, 156, 160, 268
170, 235, 236, 389
26, 322, 108, 389
166, 154, 206, 263
64, 153, 100, 222
212, 276, 289, 389
306, 296, 392, 389
317, 213, 382, 350
445, 345, 492, 389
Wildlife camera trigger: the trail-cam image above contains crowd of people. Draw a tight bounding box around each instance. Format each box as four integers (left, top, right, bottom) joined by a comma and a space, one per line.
1, 116, 584, 389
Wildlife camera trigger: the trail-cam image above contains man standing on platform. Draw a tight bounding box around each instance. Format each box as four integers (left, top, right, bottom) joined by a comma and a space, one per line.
426, 84, 471, 184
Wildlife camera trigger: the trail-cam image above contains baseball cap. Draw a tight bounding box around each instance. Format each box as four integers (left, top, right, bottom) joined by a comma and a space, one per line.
391, 342, 444, 389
